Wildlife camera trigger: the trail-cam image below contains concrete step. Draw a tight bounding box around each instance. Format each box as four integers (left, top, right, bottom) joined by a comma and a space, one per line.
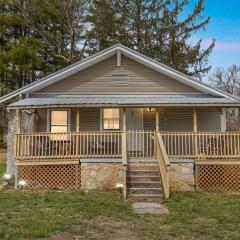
127, 181, 162, 188
128, 165, 159, 171
128, 194, 163, 202
127, 170, 160, 177
127, 176, 161, 182
128, 187, 163, 195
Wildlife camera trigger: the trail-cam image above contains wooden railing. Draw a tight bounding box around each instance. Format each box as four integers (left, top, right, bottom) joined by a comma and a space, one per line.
161, 132, 240, 159
156, 133, 170, 198
15, 132, 122, 160
14, 131, 240, 161
127, 131, 155, 159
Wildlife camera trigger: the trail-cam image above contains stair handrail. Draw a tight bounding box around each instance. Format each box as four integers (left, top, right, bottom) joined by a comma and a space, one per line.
156, 132, 171, 198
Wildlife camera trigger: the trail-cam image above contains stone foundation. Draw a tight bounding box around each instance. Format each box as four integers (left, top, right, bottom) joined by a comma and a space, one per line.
81, 162, 123, 190
169, 160, 195, 191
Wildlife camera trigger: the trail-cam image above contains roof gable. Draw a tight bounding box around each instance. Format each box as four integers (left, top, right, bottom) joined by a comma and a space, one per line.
0, 44, 239, 103
35, 55, 203, 95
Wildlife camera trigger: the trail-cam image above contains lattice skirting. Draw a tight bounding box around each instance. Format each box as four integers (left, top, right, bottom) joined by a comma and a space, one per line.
17, 164, 81, 190
195, 164, 240, 192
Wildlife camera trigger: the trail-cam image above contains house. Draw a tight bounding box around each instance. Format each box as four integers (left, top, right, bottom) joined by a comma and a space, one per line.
1, 44, 240, 201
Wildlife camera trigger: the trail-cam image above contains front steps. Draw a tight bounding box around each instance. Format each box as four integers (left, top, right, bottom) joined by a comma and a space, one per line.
127, 163, 164, 202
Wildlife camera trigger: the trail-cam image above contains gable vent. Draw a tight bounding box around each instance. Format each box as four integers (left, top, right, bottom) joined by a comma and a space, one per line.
112, 74, 129, 85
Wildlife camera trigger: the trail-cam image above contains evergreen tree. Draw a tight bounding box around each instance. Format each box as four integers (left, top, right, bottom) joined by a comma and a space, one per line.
87, 0, 214, 78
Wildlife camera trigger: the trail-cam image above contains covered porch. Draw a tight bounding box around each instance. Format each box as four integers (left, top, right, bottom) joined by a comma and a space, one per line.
8, 99, 240, 195
12, 103, 240, 161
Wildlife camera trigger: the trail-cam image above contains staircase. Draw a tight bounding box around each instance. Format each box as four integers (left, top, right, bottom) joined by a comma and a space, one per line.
127, 163, 164, 202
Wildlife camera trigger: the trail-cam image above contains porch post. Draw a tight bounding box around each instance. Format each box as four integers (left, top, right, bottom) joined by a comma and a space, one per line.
16, 109, 21, 133
156, 108, 159, 132
76, 108, 80, 156
122, 108, 127, 164
76, 109, 80, 132
193, 109, 197, 132
193, 109, 198, 156
122, 108, 127, 199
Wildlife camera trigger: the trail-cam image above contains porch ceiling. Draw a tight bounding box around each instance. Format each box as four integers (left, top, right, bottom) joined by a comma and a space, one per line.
7, 95, 240, 109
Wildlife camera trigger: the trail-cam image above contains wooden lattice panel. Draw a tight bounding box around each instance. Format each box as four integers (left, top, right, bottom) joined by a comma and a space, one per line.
195, 164, 240, 192
17, 164, 81, 190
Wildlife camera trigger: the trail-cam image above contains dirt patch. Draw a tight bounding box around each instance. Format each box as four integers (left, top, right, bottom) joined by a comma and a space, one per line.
46, 233, 74, 240
85, 216, 139, 240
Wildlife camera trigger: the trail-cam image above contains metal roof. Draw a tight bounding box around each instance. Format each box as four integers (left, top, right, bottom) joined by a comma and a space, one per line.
8, 96, 240, 109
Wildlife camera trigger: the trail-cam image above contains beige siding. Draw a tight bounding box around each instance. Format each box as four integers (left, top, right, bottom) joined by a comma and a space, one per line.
79, 108, 100, 131
35, 109, 48, 132
143, 108, 221, 132
197, 108, 221, 131
34, 107, 221, 133
37, 55, 201, 94
159, 109, 193, 131
143, 108, 156, 130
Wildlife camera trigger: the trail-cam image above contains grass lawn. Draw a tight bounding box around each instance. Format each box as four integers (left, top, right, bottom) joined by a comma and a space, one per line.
0, 190, 239, 240
0, 148, 6, 183
0, 149, 239, 239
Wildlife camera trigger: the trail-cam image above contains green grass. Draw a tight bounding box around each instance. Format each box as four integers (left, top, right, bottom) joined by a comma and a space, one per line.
0, 148, 6, 182
0, 191, 239, 240
0, 150, 239, 239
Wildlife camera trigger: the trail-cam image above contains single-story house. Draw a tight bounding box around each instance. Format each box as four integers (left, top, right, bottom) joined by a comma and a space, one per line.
1, 44, 240, 201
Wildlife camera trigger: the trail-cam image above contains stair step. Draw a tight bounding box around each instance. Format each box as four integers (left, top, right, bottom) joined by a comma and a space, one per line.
127, 176, 161, 182
127, 170, 160, 176
128, 194, 163, 202
128, 165, 159, 171
127, 181, 162, 188
128, 187, 163, 195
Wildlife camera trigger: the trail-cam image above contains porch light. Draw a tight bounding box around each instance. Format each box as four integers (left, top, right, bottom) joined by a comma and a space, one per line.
3, 173, 11, 180
18, 179, 27, 186
147, 107, 156, 112
115, 183, 123, 188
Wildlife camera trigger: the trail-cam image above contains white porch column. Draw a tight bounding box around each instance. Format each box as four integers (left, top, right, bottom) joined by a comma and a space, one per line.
193, 108, 198, 132
16, 109, 21, 133
76, 108, 80, 132
220, 108, 227, 132
156, 108, 159, 132
122, 108, 127, 199
122, 108, 127, 163
193, 108, 198, 156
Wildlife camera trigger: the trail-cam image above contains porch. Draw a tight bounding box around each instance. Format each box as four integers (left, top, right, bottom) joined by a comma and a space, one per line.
14, 131, 240, 161
11, 106, 240, 197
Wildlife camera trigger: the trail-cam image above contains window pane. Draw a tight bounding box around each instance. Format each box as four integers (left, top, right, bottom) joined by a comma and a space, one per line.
51, 126, 68, 133
51, 111, 68, 125
103, 109, 113, 118
113, 109, 119, 118
103, 108, 120, 130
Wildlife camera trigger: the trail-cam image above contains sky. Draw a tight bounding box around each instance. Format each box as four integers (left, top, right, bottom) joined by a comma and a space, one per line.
186, 0, 240, 74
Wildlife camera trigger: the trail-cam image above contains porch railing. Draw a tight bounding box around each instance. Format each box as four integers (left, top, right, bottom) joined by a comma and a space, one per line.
161, 132, 240, 159
14, 131, 240, 161
15, 132, 122, 160
156, 133, 170, 198
127, 131, 155, 159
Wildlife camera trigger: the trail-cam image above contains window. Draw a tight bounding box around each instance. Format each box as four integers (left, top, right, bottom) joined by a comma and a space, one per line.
103, 109, 120, 130
50, 110, 68, 133
112, 74, 129, 85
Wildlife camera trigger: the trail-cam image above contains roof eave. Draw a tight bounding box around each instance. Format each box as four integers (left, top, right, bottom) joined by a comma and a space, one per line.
7, 103, 240, 110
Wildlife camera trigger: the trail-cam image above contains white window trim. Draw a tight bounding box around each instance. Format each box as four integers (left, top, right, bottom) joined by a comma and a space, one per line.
100, 108, 122, 131
47, 108, 71, 133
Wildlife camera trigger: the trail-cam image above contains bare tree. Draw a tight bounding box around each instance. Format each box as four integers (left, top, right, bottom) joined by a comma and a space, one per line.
209, 65, 240, 131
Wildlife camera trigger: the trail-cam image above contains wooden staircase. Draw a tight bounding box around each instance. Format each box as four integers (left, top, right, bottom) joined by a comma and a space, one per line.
124, 133, 170, 201
127, 163, 164, 202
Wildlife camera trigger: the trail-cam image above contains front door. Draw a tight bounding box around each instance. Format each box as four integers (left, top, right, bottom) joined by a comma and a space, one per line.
126, 108, 143, 152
